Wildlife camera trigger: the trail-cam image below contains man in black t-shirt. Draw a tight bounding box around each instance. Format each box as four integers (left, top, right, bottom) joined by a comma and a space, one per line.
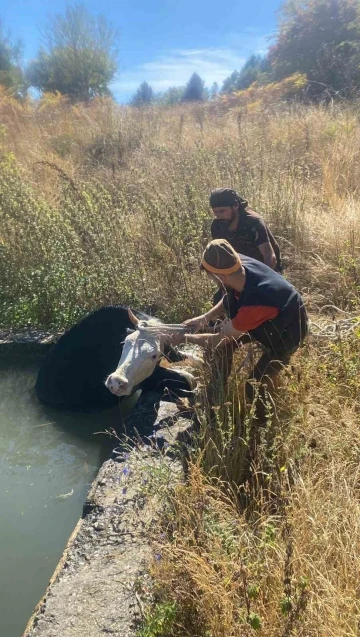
210, 187, 282, 273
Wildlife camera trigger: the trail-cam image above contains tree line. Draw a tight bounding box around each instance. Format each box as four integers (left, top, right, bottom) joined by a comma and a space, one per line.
1, 0, 360, 104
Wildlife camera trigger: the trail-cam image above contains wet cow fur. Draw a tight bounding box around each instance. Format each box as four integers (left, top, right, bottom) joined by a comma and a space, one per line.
35, 305, 193, 409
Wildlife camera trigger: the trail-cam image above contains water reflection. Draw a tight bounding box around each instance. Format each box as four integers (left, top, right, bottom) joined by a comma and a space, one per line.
0, 352, 124, 637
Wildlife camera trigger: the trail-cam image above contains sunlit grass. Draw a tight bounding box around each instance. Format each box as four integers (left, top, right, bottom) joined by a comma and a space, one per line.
1, 92, 360, 635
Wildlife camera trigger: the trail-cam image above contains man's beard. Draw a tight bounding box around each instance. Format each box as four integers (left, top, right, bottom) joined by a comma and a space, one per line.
217, 208, 237, 230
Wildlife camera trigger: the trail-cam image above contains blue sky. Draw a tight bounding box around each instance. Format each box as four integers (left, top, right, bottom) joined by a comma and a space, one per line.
0, 0, 283, 102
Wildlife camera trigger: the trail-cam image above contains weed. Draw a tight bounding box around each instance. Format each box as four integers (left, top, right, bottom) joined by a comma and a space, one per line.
1, 94, 360, 635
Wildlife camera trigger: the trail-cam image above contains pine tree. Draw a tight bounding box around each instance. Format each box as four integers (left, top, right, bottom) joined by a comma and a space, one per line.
182, 72, 205, 102
209, 82, 219, 99
130, 81, 154, 106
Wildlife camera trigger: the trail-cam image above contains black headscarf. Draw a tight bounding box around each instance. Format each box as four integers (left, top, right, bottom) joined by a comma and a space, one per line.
209, 188, 248, 209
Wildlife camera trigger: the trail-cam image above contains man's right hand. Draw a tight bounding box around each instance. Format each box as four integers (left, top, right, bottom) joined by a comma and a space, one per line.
182, 314, 207, 332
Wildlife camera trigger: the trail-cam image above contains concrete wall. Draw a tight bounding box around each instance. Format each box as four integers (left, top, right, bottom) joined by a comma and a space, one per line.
22, 399, 193, 637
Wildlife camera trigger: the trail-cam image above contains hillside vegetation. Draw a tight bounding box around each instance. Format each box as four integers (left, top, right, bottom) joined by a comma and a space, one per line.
1, 88, 359, 326
1, 90, 360, 635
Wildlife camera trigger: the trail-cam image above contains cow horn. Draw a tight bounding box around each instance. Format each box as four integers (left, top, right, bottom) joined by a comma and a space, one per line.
128, 308, 139, 326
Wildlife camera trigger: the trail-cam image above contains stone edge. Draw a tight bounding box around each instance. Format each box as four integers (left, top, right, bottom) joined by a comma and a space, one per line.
20, 399, 194, 636
21, 518, 85, 636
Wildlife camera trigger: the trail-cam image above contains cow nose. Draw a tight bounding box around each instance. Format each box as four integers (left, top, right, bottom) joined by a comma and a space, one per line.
106, 374, 129, 395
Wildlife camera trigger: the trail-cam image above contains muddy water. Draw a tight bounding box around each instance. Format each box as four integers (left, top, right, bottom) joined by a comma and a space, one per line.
0, 348, 126, 637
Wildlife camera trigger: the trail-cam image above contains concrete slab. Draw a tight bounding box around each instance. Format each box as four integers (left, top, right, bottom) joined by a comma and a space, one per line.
23, 401, 193, 637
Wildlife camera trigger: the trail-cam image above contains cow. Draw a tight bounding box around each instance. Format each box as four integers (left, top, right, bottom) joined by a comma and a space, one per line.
35, 305, 196, 410
105, 308, 199, 398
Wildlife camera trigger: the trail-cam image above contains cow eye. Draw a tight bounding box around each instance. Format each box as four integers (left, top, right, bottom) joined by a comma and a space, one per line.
151, 354, 158, 360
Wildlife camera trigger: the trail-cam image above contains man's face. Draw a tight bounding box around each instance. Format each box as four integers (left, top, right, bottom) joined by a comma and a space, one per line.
211, 204, 238, 224
206, 271, 221, 288
206, 271, 232, 291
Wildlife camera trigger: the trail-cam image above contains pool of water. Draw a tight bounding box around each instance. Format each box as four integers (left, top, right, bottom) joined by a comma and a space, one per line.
0, 348, 125, 637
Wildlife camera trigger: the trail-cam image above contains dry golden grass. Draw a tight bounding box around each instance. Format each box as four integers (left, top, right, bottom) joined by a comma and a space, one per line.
1, 91, 360, 326
147, 336, 360, 636
1, 89, 360, 635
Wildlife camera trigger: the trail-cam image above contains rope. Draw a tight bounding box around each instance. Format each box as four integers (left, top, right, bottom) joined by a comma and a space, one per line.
309, 315, 360, 340
137, 312, 360, 341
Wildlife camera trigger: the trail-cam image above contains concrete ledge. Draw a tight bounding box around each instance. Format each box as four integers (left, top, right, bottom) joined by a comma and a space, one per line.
0, 330, 59, 346
0, 330, 59, 359
22, 400, 193, 637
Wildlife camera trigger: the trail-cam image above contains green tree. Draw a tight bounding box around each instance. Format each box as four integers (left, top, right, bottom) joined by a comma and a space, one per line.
209, 81, 219, 99
182, 72, 206, 102
221, 70, 240, 93
26, 3, 118, 101
236, 55, 271, 89
0, 22, 26, 98
156, 85, 184, 105
130, 81, 154, 106
270, 0, 360, 96
221, 55, 271, 93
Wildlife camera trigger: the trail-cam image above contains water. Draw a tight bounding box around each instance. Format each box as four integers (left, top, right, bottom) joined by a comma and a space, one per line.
0, 348, 125, 637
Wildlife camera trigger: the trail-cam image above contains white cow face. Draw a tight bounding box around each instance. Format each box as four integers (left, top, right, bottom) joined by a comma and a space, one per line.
105, 308, 192, 398
105, 327, 161, 397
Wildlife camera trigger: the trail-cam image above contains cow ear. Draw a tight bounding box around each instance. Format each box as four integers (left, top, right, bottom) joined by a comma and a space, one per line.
128, 308, 139, 326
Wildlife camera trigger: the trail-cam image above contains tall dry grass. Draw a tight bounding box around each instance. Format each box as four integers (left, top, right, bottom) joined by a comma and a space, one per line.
1, 90, 360, 635
147, 333, 360, 636
1, 91, 360, 327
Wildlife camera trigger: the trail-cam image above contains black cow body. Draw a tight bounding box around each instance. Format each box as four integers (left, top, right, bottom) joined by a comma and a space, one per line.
35, 305, 192, 409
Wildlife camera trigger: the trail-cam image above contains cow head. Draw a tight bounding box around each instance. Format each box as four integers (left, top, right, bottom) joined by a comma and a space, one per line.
105, 308, 187, 397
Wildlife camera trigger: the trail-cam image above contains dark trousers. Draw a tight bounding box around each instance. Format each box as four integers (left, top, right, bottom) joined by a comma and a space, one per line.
209, 305, 308, 420
245, 312, 307, 418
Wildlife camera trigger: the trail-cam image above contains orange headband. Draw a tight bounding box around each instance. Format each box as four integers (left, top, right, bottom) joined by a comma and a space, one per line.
201, 257, 242, 275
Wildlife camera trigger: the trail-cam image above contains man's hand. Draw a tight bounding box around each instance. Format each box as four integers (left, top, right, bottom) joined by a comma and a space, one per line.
182, 314, 207, 332
168, 332, 187, 347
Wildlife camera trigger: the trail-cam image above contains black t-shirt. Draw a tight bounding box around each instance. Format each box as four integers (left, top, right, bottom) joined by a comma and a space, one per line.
211, 207, 282, 272
224, 255, 304, 344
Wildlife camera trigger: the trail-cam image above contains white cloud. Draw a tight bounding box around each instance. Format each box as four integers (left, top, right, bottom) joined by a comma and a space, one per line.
111, 47, 247, 98
111, 30, 273, 101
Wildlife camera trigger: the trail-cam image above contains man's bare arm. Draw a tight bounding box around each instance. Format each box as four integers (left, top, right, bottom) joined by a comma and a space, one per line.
182, 298, 225, 331
177, 318, 244, 348
258, 241, 277, 270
